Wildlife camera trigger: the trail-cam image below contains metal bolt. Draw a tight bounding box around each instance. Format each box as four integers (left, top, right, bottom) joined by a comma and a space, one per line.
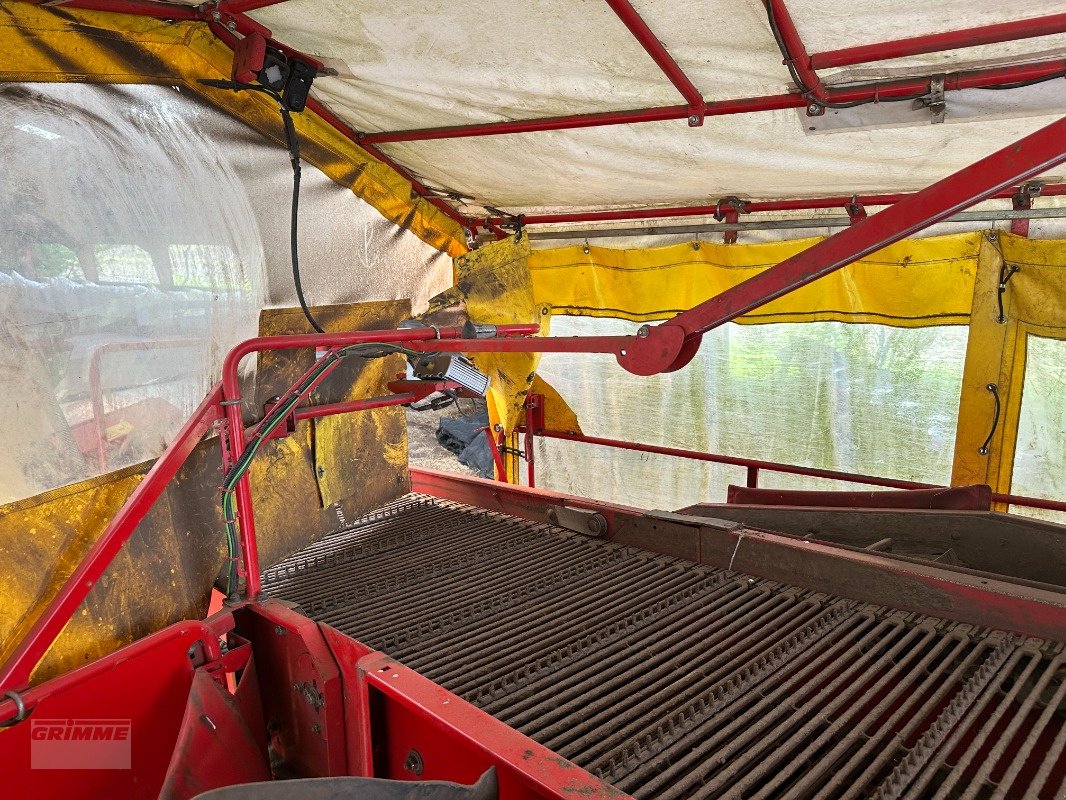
687, 114, 701, 126
211, 9, 220, 19
226, 20, 237, 30
403, 749, 424, 775
807, 103, 819, 114
637, 325, 650, 338
274, 625, 286, 635
311, 723, 321, 734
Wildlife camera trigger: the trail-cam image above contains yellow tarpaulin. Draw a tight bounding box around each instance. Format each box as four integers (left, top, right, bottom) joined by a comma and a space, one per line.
530, 233, 981, 327
0, 2, 468, 257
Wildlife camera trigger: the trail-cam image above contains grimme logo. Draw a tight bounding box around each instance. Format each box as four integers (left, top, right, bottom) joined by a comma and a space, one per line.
30, 719, 131, 769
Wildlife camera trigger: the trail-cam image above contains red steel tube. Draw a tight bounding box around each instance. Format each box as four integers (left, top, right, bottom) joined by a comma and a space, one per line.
766, 0, 828, 99
525, 428, 935, 490
88, 338, 201, 471
358, 58, 1065, 145
485, 427, 507, 481
220, 324, 542, 597
527, 428, 1066, 514
604, 0, 704, 118
291, 393, 417, 422
811, 12, 1066, 70
525, 401, 536, 488
0, 383, 225, 691
483, 183, 1066, 227
60, 0, 203, 20
222, 0, 293, 13
359, 103, 696, 144
660, 114, 1066, 344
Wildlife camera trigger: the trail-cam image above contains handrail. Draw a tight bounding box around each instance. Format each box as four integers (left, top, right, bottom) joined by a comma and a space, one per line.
518, 427, 1066, 515
0, 323, 544, 694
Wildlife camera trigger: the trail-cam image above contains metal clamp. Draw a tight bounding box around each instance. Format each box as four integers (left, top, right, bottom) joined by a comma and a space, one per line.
997, 263, 1020, 324
0, 690, 27, 728
979, 383, 1001, 456
913, 74, 946, 124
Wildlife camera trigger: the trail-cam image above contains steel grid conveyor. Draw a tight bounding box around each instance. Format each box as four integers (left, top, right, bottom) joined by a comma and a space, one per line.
261, 495, 1066, 800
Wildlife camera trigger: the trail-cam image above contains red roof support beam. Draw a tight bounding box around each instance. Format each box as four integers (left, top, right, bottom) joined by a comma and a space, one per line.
358, 57, 1066, 144
812, 12, 1066, 70
603, 0, 705, 125
56, 0, 203, 20
222, 0, 295, 13
764, 0, 829, 101
483, 183, 1066, 227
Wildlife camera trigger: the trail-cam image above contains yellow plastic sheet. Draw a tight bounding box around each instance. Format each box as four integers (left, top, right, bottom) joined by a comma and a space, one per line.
530, 233, 982, 327
0, 2, 467, 257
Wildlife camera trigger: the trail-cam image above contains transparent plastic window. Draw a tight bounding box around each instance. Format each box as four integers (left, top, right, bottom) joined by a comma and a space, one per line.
0, 82, 450, 503
532, 316, 968, 511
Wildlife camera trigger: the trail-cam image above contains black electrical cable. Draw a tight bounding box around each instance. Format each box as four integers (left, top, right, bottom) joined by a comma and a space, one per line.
218, 341, 435, 598
199, 77, 324, 333
279, 104, 324, 333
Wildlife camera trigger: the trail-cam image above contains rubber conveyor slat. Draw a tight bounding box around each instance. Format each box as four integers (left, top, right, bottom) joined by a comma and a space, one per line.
262, 495, 1066, 800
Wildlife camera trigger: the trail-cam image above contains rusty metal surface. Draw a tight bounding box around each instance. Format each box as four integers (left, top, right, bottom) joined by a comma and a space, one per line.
678, 504, 1066, 588
262, 495, 1066, 800
255, 301, 411, 520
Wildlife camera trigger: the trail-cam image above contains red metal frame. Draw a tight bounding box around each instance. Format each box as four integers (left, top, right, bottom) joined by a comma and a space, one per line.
810, 12, 1066, 70
615, 114, 1066, 376
0, 324, 542, 692
0, 383, 225, 691
218, 324, 540, 601
603, 0, 704, 125
518, 427, 1066, 516
51, 0, 1066, 239
87, 338, 200, 470
483, 182, 1066, 228
356, 58, 1066, 145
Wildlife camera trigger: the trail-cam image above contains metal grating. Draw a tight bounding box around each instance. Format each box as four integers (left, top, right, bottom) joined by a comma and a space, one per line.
262, 495, 1066, 800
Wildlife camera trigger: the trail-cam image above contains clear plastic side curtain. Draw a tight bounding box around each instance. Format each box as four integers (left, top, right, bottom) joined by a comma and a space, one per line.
0, 1, 468, 258
516, 232, 1066, 516
0, 82, 452, 504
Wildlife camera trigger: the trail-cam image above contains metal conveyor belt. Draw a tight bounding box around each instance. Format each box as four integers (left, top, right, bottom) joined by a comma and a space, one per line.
262, 495, 1066, 800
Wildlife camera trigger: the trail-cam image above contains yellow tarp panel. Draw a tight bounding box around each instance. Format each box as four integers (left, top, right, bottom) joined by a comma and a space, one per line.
529, 233, 982, 327
952, 233, 1066, 499
0, 2, 467, 257
452, 238, 548, 468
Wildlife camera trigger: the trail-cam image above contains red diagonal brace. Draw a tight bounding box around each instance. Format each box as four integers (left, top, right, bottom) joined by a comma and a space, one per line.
604, 0, 705, 125
618, 115, 1066, 376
